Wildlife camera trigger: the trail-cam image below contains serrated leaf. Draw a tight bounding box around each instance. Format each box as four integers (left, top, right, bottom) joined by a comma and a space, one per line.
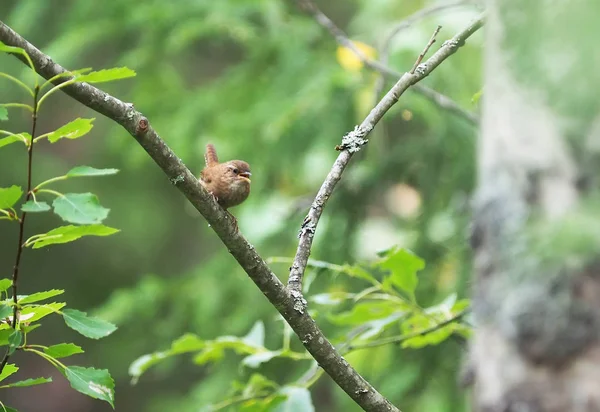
65, 366, 115, 407
0, 279, 12, 293
18, 289, 64, 304
0, 106, 7, 121
21, 200, 50, 212
76, 67, 136, 84
62, 309, 116, 339
274, 387, 315, 412
376, 247, 424, 297
52, 193, 109, 224
0, 377, 52, 388
30, 225, 119, 249
7, 331, 22, 355
66, 166, 119, 177
46, 118, 94, 143
0, 364, 18, 382
0, 186, 22, 209
44, 343, 84, 359
0, 304, 12, 320
20, 302, 65, 323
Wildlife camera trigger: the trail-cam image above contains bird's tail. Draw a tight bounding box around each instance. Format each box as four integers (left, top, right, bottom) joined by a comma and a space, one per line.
205, 143, 219, 166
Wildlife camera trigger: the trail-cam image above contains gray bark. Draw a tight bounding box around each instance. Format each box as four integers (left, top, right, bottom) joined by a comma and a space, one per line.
470, 1, 600, 411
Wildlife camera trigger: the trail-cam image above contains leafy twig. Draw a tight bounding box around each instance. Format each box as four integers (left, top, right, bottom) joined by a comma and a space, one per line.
293, 0, 479, 125
287, 15, 485, 295
0, 84, 39, 374
347, 309, 470, 351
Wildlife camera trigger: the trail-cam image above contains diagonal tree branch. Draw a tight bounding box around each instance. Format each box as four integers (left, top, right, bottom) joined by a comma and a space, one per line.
294, 0, 480, 125
286, 14, 484, 294
0, 20, 399, 412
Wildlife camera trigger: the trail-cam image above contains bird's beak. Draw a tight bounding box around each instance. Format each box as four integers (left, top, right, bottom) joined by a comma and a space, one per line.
239, 172, 252, 180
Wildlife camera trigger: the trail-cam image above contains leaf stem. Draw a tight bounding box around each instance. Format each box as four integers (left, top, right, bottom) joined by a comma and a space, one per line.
33, 175, 68, 191
0, 72, 34, 97
1, 102, 34, 112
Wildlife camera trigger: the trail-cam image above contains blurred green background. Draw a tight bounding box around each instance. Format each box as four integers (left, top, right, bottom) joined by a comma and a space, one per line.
0, 0, 482, 410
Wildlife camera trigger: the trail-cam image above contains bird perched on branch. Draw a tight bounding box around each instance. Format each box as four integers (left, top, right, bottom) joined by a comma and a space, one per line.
200, 143, 251, 229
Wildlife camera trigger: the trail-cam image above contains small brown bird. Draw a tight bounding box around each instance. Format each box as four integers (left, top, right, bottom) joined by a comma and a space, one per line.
200, 143, 251, 228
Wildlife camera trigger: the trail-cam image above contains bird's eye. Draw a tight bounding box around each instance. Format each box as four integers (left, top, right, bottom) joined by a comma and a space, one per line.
232, 168, 239, 174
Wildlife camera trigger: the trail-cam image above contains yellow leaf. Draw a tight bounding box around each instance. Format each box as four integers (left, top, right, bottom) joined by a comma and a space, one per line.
336, 41, 377, 72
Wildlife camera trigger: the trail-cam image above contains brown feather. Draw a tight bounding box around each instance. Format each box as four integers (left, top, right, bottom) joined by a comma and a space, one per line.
204, 143, 219, 167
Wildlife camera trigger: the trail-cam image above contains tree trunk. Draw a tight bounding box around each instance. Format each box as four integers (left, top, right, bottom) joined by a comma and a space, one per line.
469, 1, 600, 411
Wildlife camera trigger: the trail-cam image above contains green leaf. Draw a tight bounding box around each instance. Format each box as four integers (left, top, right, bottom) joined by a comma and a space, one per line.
0, 377, 52, 388
128, 353, 168, 383
0, 186, 22, 209
52, 193, 109, 224
76, 67, 136, 83
0, 106, 7, 121
129, 334, 204, 383
0, 133, 30, 149
7, 331, 22, 355
0, 136, 19, 148
328, 301, 401, 326
274, 387, 315, 412
66, 166, 119, 177
21, 200, 50, 212
0, 304, 12, 320
46, 118, 95, 143
62, 309, 116, 339
170, 333, 204, 353
44, 343, 84, 359
19, 289, 64, 304
240, 395, 286, 412
30, 225, 119, 249
0, 364, 18, 382
65, 366, 115, 408
0, 405, 18, 412
242, 351, 281, 368
471, 89, 483, 104
0, 279, 11, 293
376, 247, 424, 297
0, 329, 13, 346
20, 302, 65, 323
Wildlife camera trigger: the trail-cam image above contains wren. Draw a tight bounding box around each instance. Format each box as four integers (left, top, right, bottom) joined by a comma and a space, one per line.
200, 144, 251, 228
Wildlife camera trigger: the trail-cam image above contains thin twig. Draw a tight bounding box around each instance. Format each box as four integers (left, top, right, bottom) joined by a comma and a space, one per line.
287, 14, 484, 295
0, 85, 39, 374
0, 20, 400, 412
376, 1, 476, 98
293, 0, 479, 125
409, 25, 441, 74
